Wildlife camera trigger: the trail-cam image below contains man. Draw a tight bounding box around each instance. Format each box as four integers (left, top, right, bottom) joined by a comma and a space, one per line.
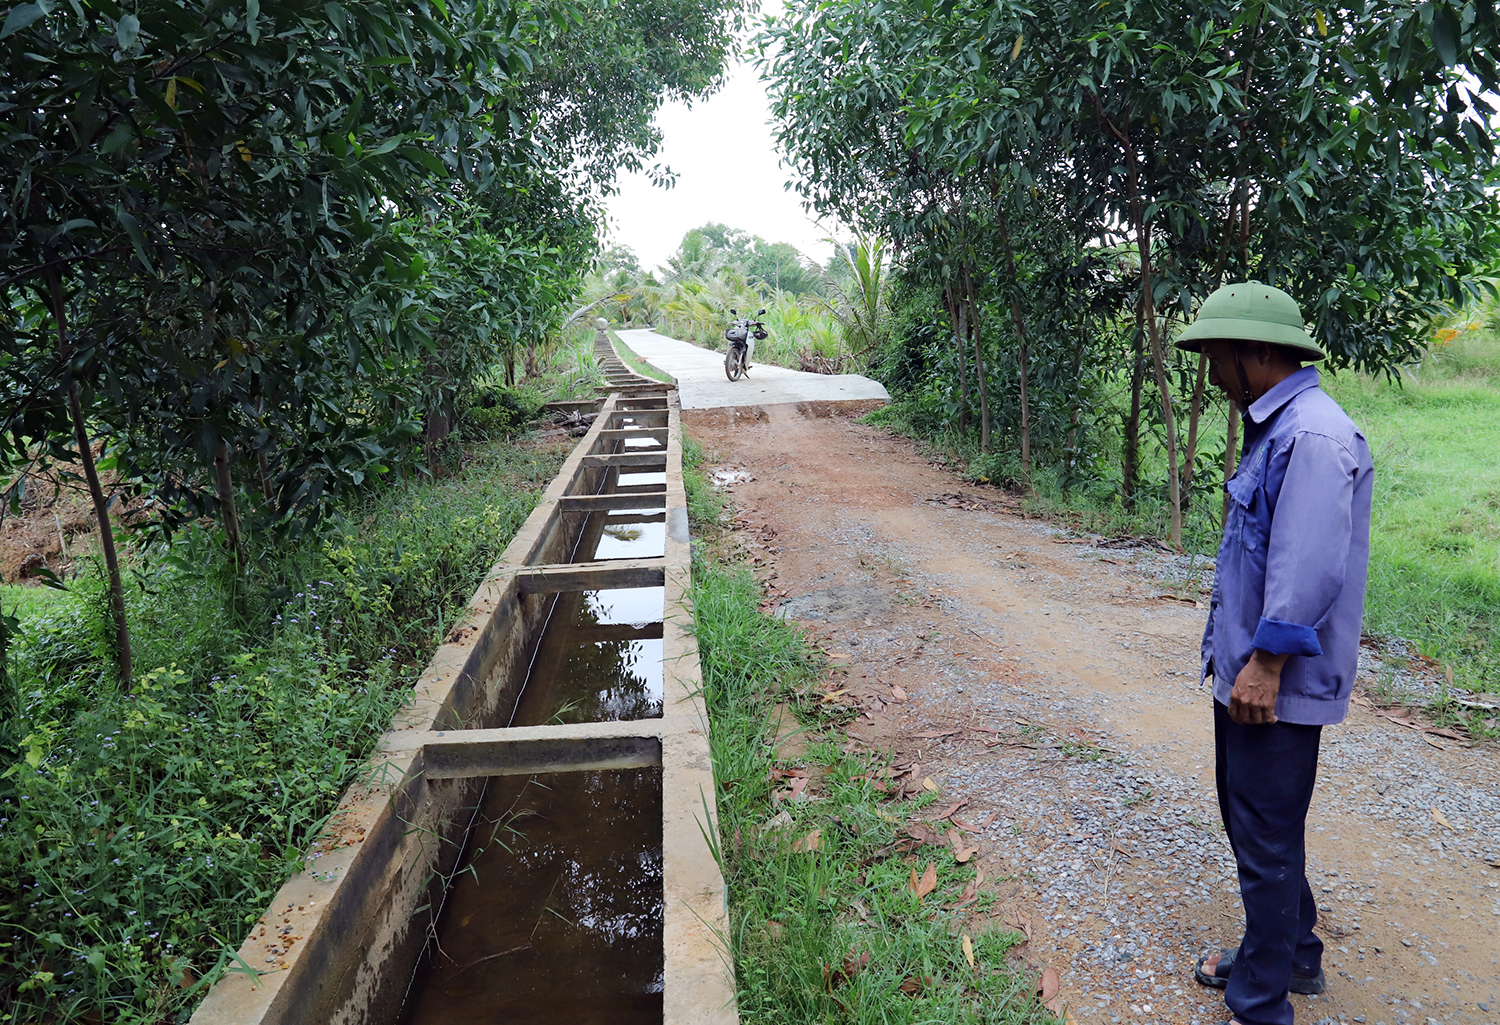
1174, 282, 1375, 1025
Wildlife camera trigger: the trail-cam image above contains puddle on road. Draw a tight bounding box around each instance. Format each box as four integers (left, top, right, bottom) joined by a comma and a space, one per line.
509, 587, 665, 726
399, 767, 664, 1025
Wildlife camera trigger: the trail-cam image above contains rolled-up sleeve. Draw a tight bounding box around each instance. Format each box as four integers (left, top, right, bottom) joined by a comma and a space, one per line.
1251, 432, 1358, 656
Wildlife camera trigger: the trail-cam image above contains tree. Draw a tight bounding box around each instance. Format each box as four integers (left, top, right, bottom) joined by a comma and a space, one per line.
1, 0, 747, 684
763, 0, 1500, 545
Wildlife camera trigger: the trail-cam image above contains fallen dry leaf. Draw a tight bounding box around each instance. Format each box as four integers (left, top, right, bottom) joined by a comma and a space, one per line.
931, 799, 969, 821
824, 948, 870, 991
898, 975, 931, 995
1038, 965, 1060, 1002
905, 822, 942, 845
1431, 807, 1454, 830
947, 827, 979, 863
793, 829, 822, 852
889, 684, 908, 702
956, 866, 985, 904
909, 861, 938, 900
921, 777, 940, 793
962, 933, 975, 968
773, 776, 810, 804
912, 728, 959, 740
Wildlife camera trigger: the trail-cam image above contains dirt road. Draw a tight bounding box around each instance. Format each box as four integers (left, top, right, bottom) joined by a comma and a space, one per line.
685, 402, 1500, 1025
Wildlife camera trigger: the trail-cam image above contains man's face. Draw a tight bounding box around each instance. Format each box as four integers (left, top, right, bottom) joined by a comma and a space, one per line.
1201, 340, 1244, 403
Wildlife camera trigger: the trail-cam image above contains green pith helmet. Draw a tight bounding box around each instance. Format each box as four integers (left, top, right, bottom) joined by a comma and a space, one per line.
1175, 281, 1327, 361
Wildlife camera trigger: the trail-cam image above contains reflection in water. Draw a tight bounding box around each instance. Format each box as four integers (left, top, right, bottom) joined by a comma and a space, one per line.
584, 587, 665, 624
594, 519, 666, 560
508, 587, 665, 726
400, 769, 664, 1025
615, 471, 668, 487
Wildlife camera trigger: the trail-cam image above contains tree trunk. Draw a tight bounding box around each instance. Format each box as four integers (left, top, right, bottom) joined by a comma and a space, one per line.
1182, 352, 1210, 512
962, 264, 991, 455
213, 439, 243, 558
1064, 318, 1087, 490
1223, 404, 1241, 526
47, 270, 132, 690
1122, 301, 1146, 512
994, 209, 1031, 474
1126, 154, 1184, 547
945, 289, 969, 435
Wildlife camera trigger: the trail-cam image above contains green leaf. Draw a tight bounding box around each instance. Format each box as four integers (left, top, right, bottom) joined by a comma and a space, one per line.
398, 145, 448, 176
115, 206, 155, 276
0, 0, 50, 38
1431, 3, 1460, 67
115, 12, 138, 49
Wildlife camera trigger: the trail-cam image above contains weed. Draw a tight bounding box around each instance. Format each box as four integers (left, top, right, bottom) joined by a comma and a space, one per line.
0, 435, 568, 1021
1060, 740, 1106, 763
692, 556, 1052, 1024
683, 434, 725, 531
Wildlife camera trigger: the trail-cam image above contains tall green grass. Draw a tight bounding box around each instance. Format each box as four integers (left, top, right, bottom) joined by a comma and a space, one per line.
1323, 328, 1500, 694
0, 438, 568, 1023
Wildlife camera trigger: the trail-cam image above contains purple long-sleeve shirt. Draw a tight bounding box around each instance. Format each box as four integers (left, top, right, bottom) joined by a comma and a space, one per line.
1201, 366, 1374, 725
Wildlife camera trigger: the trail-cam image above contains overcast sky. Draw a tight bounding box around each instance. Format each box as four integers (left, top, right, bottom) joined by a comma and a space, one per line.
601, 54, 842, 276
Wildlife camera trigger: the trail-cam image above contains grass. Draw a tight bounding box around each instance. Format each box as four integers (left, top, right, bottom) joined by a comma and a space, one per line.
0, 435, 569, 1023
608, 330, 674, 384
0, 583, 65, 623
685, 449, 1053, 1025
1322, 327, 1500, 698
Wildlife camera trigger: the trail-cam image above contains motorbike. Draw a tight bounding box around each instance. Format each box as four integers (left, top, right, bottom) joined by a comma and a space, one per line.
724, 309, 768, 381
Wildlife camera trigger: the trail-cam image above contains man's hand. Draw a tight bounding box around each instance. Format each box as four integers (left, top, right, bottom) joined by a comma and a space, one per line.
1228, 649, 1289, 724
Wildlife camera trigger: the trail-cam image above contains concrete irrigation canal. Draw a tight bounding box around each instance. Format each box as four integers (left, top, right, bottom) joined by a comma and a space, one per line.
191, 325, 734, 1025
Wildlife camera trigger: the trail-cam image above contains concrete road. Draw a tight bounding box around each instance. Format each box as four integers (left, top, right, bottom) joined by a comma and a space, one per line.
615, 328, 890, 411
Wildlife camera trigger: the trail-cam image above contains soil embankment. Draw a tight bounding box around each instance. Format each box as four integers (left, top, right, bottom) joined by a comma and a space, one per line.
685, 402, 1500, 1025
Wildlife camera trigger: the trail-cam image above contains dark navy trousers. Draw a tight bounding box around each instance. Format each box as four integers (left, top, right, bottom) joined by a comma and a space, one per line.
1214, 700, 1325, 1025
